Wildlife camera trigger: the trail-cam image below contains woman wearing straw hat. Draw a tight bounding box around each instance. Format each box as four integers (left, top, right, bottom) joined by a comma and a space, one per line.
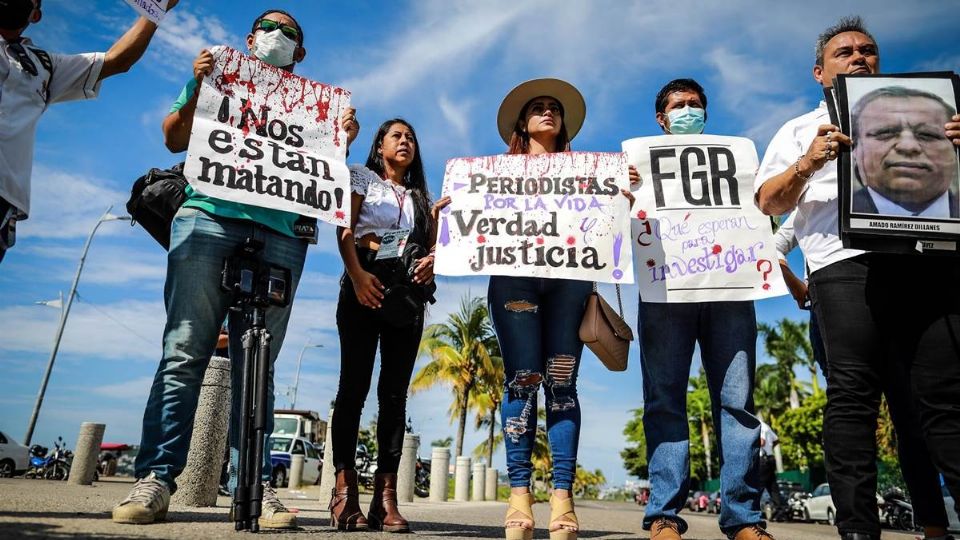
490, 77, 591, 540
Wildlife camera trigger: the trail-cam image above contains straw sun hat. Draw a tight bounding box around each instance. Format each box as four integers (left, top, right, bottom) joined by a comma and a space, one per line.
496, 78, 586, 145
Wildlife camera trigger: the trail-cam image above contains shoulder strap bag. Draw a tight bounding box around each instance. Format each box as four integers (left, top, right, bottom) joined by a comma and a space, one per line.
578, 282, 634, 371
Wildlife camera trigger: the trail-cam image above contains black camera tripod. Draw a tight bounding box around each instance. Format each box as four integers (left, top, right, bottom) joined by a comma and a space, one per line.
223, 238, 290, 533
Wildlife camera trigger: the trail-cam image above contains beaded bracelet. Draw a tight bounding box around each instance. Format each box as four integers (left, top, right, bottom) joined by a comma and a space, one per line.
794, 157, 813, 181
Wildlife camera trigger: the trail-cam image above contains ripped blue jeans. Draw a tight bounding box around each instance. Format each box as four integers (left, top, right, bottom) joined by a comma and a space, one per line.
488, 275, 591, 490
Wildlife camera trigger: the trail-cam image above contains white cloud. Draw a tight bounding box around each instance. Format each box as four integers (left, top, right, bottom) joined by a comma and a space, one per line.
146, 7, 237, 82
20, 165, 129, 240
91, 376, 156, 401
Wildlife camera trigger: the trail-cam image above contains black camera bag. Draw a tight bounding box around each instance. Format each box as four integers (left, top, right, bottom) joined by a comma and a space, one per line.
126, 162, 188, 250
362, 243, 436, 328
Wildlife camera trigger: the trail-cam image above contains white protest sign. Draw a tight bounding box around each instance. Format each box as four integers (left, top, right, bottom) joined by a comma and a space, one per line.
124, 0, 169, 24
183, 47, 352, 228
622, 135, 786, 302
435, 152, 634, 284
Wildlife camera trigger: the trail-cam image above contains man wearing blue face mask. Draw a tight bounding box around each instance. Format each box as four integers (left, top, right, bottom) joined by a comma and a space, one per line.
639, 79, 771, 540
112, 8, 359, 528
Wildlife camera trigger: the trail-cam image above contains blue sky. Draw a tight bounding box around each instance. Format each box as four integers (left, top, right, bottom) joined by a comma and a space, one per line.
2, 0, 958, 486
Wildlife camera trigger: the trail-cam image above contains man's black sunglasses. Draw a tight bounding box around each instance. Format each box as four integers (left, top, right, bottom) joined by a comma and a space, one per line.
256, 19, 300, 42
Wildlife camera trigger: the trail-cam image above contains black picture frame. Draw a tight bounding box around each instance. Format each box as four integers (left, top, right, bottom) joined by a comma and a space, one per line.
834, 71, 960, 255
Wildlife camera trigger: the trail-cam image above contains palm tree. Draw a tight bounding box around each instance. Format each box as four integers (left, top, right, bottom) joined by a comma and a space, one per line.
471, 367, 504, 465
687, 369, 714, 481
412, 296, 499, 457
754, 363, 790, 424
758, 318, 817, 409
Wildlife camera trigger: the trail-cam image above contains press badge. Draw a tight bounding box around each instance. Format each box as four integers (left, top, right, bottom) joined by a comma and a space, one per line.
376, 228, 411, 259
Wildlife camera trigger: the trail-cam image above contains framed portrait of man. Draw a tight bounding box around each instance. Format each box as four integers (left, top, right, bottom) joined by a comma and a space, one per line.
833, 72, 960, 255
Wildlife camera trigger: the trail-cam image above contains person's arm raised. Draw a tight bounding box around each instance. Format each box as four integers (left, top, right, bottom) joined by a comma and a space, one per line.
98, 0, 180, 80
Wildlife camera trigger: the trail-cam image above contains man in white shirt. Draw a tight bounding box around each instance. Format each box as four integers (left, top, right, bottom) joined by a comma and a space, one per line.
0, 0, 179, 264
755, 15, 960, 540
757, 421, 784, 520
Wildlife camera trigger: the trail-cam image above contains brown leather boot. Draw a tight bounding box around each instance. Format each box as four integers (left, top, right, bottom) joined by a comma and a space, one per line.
368, 473, 411, 533
329, 469, 368, 531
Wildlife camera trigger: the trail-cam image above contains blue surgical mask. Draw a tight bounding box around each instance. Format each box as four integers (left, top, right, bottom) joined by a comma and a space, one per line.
251, 30, 297, 68
666, 106, 706, 135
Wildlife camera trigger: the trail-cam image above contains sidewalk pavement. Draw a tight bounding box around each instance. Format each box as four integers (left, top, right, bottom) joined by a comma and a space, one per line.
0, 477, 920, 539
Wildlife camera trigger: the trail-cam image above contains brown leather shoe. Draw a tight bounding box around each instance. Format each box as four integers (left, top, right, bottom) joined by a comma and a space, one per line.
368, 473, 411, 533
650, 517, 682, 540
329, 469, 368, 531
732, 524, 776, 540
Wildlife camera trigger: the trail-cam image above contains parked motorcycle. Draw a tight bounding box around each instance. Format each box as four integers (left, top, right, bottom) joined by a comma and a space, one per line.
415, 456, 430, 498
23, 437, 72, 480
880, 487, 917, 531
355, 443, 377, 489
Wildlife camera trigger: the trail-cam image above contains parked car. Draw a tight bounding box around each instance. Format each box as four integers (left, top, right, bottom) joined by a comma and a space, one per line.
269, 436, 321, 488
805, 483, 836, 525
945, 485, 959, 533
0, 430, 29, 477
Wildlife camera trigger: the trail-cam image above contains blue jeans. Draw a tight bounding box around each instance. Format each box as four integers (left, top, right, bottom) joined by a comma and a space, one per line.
638, 300, 762, 535
134, 207, 306, 492
488, 276, 591, 491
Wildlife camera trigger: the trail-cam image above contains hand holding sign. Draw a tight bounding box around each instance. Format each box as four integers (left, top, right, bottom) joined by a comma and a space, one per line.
623, 134, 787, 302
124, 0, 173, 25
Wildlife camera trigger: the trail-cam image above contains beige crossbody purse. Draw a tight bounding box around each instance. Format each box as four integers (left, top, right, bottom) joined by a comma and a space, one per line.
578, 283, 634, 371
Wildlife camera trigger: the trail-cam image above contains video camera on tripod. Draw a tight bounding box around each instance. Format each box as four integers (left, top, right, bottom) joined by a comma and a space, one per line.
221, 237, 291, 308
222, 237, 291, 532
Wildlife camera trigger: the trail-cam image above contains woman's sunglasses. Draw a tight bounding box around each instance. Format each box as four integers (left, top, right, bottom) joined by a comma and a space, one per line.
256, 19, 300, 42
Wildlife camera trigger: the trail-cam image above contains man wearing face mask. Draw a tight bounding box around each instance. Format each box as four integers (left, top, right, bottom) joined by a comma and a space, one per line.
112, 9, 360, 528
0, 0, 179, 264
638, 79, 771, 540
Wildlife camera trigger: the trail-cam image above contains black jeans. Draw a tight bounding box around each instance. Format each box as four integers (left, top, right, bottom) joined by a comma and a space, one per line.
758, 455, 784, 515
331, 272, 424, 474
809, 253, 960, 536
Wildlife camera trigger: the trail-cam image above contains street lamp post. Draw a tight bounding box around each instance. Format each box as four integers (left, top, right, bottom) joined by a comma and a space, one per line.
291, 343, 323, 409
23, 205, 131, 445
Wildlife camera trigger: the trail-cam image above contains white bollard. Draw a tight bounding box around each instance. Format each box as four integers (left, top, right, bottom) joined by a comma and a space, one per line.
68, 422, 105, 485
471, 462, 486, 501
429, 447, 450, 502
317, 408, 336, 507
485, 467, 499, 501
397, 433, 419, 502
454, 456, 471, 502
289, 454, 304, 490
171, 357, 231, 506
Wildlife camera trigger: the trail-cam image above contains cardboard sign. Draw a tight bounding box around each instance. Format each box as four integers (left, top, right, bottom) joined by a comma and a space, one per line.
183, 46, 352, 227
434, 152, 634, 284
124, 0, 169, 24
622, 135, 787, 302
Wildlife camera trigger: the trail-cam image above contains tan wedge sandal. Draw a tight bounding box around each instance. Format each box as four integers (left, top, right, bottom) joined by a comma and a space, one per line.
505, 492, 535, 540
548, 493, 579, 540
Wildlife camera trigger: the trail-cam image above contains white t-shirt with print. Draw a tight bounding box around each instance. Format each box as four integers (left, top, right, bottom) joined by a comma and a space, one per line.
0, 35, 104, 218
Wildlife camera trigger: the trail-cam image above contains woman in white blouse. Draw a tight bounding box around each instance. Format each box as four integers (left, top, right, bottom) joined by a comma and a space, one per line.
328, 119, 445, 533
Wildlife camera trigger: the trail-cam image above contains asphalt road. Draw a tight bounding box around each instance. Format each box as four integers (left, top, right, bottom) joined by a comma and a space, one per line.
0, 477, 922, 539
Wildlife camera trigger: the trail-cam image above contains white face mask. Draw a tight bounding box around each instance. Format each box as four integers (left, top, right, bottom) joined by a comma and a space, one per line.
251, 29, 297, 68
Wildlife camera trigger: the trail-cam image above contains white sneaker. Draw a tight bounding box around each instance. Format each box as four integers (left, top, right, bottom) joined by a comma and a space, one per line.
259, 482, 297, 529
228, 482, 298, 529
112, 472, 171, 524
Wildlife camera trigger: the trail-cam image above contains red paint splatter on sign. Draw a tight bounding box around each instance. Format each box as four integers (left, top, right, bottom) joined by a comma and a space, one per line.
762, 283, 771, 290
712, 245, 722, 254
566, 236, 576, 245
536, 237, 544, 245
335, 211, 345, 220
637, 210, 647, 220
646, 259, 656, 268
477, 235, 486, 244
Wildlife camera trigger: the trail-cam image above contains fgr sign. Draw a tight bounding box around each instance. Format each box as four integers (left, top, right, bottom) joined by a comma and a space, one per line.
622, 135, 786, 303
